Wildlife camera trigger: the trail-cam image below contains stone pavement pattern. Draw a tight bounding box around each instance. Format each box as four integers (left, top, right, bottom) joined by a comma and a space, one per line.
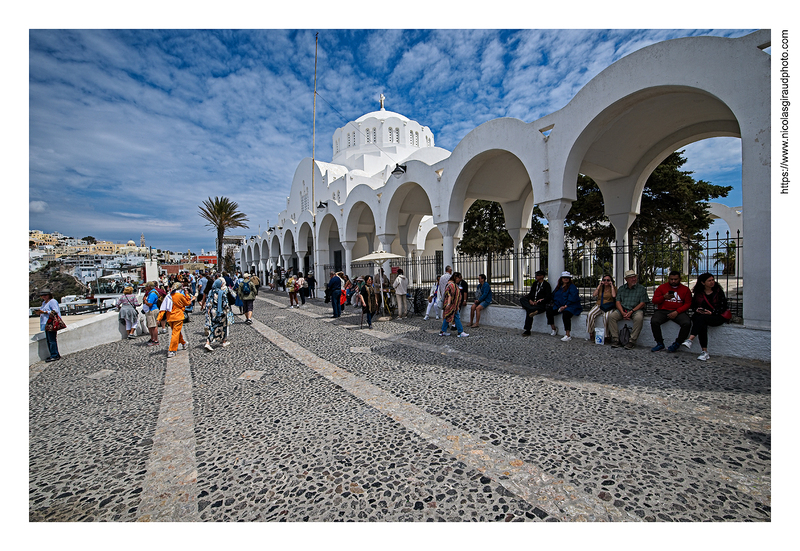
29, 293, 771, 522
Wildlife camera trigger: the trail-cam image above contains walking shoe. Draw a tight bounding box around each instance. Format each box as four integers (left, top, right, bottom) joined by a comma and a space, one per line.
423, 316, 429, 321
435, 316, 440, 320
611, 338, 621, 348
180, 343, 187, 350
45, 356, 60, 362
681, 339, 693, 350
439, 331, 451, 337
127, 334, 136, 339
651, 343, 665, 352
667, 342, 680, 353
549, 328, 558, 337
222, 341, 231, 348
457, 332, 469, 338
167, 351, 176, 358
624, 341, 636, 350
147, 341, 159, 347
560, 335, 572, 342
204, 342, 214, 352
522, 330, 531, 336
697, 351, 710, 361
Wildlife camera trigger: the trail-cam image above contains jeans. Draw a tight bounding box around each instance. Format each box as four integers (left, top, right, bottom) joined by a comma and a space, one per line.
364, 309, 373, 327
332, 291, 342, 317
520, 296, 548, 331
441, 310, 464, 334
546, 308, 574, 331
650, 309, 691, 344
45, 330, 60, 359
690, 313, 725, 348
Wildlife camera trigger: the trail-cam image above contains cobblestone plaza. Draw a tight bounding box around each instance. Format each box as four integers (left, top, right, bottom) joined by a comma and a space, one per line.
28, 293, 771, 524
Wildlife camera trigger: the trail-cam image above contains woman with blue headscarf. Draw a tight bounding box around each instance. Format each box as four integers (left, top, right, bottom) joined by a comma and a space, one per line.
204, 277, 231, 352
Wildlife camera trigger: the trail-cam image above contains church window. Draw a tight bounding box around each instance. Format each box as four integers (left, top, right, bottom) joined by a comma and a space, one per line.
415, 132, 419, 146
395, 128, 400, 143
372, 128, 377, 143
388, 129, 393, 143
410, 130, 414, 144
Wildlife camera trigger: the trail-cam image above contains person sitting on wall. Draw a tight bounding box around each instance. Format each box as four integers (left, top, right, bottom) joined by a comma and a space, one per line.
521, 270, 552, 336
469, 274, 492, 328
650, 270, 692, 353
546, 271, 582, 342
681, 273, 730, 361
585, 274, 617, 343
608, 270, 649, 349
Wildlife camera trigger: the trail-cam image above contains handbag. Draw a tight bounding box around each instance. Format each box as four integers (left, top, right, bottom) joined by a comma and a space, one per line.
45, 312, 67, 332
703, 293, 732, 322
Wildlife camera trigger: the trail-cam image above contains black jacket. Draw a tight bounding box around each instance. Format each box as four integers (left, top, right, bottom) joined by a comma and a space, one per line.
525, 280, 552, 304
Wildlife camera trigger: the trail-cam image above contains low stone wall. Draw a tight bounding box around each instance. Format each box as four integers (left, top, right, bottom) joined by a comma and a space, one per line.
29, 311, 148, 365
463, 304, 770, 362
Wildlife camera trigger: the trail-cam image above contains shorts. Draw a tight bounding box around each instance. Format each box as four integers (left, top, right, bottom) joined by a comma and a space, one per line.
477, 300, 491, 309
243, 299, 255, 313
145, 310, 159, 329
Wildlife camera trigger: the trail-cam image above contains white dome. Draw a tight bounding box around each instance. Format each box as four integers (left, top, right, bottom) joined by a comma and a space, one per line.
355, 108, 410, 123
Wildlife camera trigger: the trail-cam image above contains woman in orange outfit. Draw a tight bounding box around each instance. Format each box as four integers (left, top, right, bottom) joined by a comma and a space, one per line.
167, 282, 195, 358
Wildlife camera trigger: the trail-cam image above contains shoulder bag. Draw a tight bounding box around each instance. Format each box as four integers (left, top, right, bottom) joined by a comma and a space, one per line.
45, 311, 67, 332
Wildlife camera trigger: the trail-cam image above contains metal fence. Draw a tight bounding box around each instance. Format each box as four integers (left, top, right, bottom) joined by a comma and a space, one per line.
319, 230, 743, 321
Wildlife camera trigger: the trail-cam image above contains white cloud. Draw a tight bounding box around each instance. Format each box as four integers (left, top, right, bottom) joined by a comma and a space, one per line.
30, 201, 48, 213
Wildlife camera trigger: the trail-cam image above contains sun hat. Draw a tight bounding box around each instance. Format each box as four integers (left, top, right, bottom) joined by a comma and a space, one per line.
560, 271, 572, 278
624, 270, 637, 278
39, 288, 52, 296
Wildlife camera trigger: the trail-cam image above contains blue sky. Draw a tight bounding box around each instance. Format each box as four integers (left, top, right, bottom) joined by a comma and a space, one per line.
29, 28, 755, 253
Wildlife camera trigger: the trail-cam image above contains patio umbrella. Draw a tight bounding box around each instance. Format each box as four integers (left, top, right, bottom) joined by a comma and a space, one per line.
352, 250, 403, 319
352, 250, 403, 262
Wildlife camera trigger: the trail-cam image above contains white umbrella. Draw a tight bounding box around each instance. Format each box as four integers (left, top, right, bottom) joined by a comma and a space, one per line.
352, 250, 403, 320
352, 250, 403, 262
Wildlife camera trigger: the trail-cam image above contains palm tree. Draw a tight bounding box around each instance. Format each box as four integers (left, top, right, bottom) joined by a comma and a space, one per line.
199, 196, 249, 270
712, 240, 737, 275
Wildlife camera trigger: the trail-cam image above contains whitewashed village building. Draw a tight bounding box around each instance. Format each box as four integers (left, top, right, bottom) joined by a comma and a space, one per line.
241, 31, 770, 335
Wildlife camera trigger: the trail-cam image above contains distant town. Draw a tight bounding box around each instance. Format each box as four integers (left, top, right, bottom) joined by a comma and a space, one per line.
29, 229, 246, 284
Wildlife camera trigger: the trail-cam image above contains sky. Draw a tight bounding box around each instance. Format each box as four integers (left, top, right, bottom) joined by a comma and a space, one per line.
28, 27, 756, 254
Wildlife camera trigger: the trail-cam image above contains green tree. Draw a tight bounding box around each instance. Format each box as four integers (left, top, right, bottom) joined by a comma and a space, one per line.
199, 196, 249, 268
82, 236, 97, 244
457, 200, 514, 283
565, 151, 732, 244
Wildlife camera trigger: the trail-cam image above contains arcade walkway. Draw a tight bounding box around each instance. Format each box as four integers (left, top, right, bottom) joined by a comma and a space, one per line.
29, 291, 770, 522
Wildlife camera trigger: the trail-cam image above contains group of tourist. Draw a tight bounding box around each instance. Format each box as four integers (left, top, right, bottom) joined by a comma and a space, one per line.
39, 258, 730, 365
108, 268, 263, 358
520, 269, 730, 361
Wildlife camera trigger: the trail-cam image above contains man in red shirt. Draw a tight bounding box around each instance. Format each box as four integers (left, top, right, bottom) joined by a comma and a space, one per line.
650, 271, 692, 353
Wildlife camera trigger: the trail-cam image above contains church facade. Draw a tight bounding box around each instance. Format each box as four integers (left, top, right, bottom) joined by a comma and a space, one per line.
241, 30, 771, 329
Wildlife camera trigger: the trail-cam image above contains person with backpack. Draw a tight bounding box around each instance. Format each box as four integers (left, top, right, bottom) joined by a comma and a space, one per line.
608, 270, 649, 349
142, 281, 161, 346
238, 273, 258, 325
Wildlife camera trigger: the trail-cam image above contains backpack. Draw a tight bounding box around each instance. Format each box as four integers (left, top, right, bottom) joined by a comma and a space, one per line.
152, 287, 166, 307
618, 324, 632, 346
241, 280, 251, 296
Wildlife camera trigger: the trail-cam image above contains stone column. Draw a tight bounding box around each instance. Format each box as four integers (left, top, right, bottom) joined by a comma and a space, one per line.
507, 226, 528, 289
606, 212, 637, 285
296, 248, 308, 275
538, 199, 572, 282
436, 222, 460, 274
340, 240, 356, 277
376, 233, 396, 278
